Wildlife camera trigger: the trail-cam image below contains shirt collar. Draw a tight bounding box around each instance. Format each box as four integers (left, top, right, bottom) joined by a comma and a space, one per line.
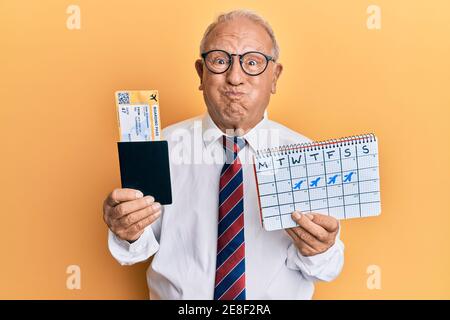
201, 112, 269, 153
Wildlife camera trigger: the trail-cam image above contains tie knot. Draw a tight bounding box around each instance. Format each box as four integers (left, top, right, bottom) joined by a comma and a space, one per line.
222, 135, 246, 154
222, 136, 246, 164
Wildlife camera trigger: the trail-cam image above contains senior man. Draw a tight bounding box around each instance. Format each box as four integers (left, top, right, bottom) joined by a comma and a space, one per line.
103, 10, 344, 299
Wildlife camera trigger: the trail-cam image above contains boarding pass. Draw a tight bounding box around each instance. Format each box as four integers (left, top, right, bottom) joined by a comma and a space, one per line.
115, 90, 161, 142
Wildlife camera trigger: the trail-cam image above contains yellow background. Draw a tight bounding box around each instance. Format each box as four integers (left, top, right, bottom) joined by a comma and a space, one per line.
1, 0, 449, 299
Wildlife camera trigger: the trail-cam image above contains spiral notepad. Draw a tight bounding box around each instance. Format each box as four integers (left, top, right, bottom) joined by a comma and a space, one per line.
253, 134, 381, 231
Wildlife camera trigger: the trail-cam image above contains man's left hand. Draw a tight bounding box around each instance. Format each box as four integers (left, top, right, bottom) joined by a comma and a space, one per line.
286, 211, 339, 257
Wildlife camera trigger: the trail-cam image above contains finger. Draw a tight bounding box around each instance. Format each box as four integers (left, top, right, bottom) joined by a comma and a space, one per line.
113, 195, 155, 219
308, 213, 339, 233
118, 201, 161, 228
285, 228, 318, 256
285, 228, 299, 242
291, 211, 329, 242
290, 225, 324, 251
105, 188, 144, 207
125, 210, 161, 235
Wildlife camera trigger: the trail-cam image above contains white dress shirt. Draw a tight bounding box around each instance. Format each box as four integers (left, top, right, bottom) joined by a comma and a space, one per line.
108, 112, 344, 299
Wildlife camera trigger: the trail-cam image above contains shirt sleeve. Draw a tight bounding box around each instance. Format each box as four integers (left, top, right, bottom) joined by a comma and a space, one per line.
285, 223, 345, 282
107, 208, 163, 266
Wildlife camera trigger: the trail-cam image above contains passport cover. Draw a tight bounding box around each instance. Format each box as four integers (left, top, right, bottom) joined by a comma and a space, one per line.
117, 140, 172, 205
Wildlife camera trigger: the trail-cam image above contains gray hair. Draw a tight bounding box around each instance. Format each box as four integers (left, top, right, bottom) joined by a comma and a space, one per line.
199, 9, 280, 61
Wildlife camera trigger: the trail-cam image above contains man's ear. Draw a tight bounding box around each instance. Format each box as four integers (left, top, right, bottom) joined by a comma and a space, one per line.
195, 59, 204, 91
271, 63, 283, 94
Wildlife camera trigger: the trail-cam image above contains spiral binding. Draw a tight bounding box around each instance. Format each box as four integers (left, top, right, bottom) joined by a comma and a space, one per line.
255, 133, 377, 158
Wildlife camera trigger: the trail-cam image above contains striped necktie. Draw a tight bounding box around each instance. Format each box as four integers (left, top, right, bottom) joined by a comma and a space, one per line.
214, 135, 246, 300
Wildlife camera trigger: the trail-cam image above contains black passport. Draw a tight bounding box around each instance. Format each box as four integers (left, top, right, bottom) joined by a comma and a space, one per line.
117, 140, 172, 205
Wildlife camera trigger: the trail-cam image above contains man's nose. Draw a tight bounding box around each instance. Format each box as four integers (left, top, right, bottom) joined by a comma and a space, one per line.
226, 56, 244, 85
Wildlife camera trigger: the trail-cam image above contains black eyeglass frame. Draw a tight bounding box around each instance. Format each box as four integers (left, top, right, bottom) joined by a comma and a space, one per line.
201, 49, 275, 76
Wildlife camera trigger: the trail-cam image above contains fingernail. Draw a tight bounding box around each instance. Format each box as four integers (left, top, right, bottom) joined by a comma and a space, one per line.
135, 191, 144, 198
292, 211, 301, 219
152, 202, 161, 210
145, 196, 155, 205
306, 213, 314, 220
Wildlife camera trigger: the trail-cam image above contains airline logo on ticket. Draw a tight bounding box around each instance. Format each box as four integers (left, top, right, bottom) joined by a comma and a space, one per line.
115, 90, 161, 142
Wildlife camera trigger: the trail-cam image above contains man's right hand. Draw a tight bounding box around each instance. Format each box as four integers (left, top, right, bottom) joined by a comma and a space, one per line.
103, 188, 162, 242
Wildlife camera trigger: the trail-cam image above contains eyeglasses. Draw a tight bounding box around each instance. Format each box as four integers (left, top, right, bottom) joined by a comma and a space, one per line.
201, 50, 275, 76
